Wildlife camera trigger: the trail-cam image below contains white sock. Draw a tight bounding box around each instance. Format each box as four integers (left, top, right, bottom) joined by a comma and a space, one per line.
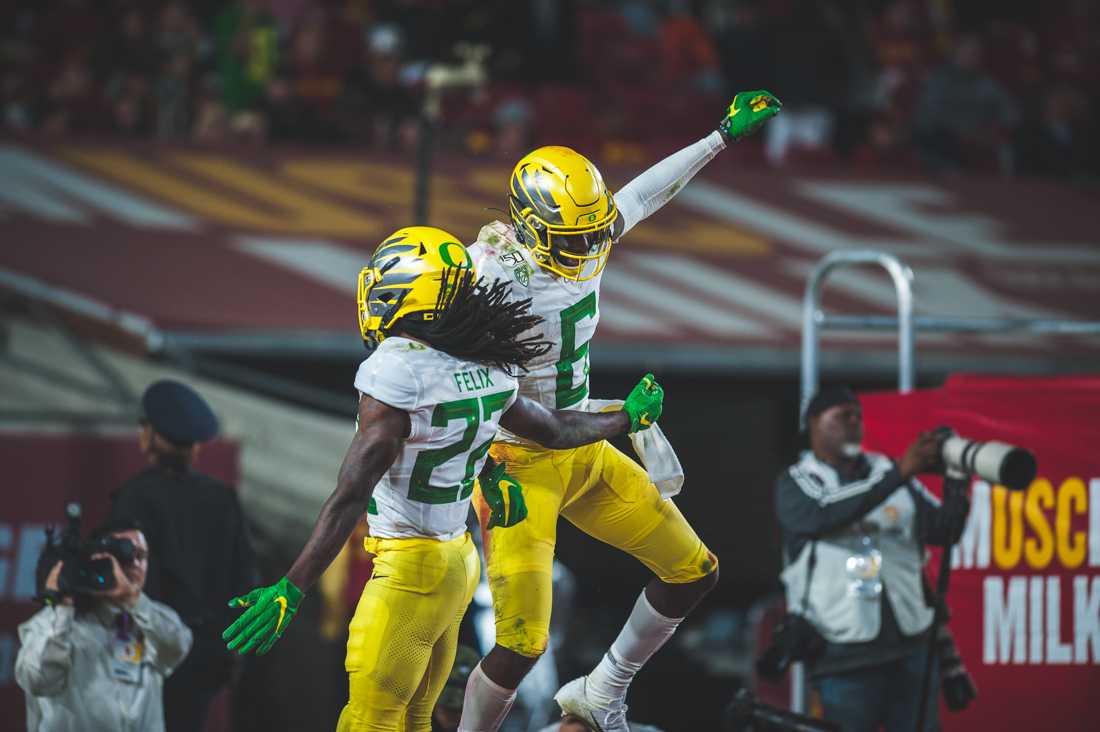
585, 590, 683, 703
458, 663, 517, 732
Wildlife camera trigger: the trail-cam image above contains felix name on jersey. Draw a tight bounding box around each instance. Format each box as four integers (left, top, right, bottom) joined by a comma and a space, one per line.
453, 367, 495, 393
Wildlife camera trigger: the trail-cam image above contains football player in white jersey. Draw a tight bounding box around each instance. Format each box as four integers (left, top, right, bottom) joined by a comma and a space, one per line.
222, 226, 665, 732
459, 92, 782, 732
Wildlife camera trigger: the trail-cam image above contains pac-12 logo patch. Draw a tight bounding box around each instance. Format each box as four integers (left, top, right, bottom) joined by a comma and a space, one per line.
514, 264, 531, 287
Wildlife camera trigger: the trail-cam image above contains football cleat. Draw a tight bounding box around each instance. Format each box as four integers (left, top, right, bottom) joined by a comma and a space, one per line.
554, 676, 630, 732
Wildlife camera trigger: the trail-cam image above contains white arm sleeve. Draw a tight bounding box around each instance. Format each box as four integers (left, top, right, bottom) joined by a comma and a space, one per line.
614, 130, 726, 236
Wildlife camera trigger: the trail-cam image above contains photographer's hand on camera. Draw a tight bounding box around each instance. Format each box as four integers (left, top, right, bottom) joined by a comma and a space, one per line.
43, 561, 73, 606
899, 431, 943, 480
90, 553, 141, 610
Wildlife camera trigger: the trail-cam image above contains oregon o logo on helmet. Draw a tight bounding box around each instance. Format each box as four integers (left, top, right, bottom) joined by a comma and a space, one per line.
438, 241, 470, 268
586, 213, 598, 223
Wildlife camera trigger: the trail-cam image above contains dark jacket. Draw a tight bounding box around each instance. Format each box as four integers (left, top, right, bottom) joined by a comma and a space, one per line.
111, 466, 257, 636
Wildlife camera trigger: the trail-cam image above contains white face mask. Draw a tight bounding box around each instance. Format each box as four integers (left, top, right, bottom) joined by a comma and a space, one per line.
841, 442, 862, 458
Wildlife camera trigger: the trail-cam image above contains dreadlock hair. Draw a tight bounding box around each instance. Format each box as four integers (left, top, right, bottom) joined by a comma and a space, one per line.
396, 266, 551, 375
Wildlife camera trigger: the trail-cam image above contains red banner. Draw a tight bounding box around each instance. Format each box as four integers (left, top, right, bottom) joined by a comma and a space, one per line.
0, 432, 238, 730
860, 375, 1100, 732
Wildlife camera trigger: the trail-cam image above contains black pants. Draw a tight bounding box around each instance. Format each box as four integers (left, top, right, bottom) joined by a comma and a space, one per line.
165, 630, 233, 732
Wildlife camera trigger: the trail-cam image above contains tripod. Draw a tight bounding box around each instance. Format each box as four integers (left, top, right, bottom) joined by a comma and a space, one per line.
914, 473, 969, 732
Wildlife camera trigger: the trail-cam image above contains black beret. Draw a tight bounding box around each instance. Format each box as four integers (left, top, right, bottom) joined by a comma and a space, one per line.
805, 386, 859, 420
140, 380, 218, 445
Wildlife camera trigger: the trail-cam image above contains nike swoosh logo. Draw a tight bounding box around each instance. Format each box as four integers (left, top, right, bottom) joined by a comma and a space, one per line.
274, 596, 287, 633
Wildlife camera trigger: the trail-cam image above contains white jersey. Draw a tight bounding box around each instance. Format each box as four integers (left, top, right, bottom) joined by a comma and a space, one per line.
354, 336, 519, 540
467, 134, 726, 445
469, 221, 601, 445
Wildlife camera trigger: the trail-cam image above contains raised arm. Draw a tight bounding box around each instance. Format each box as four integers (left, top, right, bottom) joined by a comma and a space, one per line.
614, 90, 781, 236
775, 463, 909, 542
15, 606, 74, 697
499, 374, 663, 449
222, 395, 408, 655
614, 132, 727, 237
777, 433, 943, 554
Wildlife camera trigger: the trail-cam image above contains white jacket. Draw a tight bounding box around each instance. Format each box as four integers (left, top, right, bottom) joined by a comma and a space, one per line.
16, 594, 192, 732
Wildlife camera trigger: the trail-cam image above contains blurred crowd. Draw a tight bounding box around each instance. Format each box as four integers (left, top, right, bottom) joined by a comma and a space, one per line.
2, 0, 1097, 179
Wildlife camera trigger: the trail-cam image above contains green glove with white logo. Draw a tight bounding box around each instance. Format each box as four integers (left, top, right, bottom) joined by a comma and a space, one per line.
480, 459, 528, 529
718, 90, 782, 142
223, 576, 304, 656
623, 373, 664, 433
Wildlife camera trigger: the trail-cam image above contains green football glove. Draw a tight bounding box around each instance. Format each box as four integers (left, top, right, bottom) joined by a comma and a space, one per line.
481, 459, 528, 529
623, 373, 664, 433
718, 90, 782, 142
223, 576, 304, 656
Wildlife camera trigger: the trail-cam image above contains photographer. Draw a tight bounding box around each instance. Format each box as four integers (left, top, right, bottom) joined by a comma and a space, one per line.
109, 379, 257, 732
773, 387, 969, 732
15, 519, 193, 732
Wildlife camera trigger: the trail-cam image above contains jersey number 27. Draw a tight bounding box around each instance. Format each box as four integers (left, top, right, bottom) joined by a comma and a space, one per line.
408, 389, 515, 504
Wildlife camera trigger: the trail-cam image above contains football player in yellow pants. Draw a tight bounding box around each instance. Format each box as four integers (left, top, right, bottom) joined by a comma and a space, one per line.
222, 227, 666, 731
474, 440, 717, 657
339, 534, 479, 731
460, 91, 781, 732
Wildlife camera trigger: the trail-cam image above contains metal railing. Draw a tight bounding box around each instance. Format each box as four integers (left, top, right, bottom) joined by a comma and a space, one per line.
801, 251, 916, 415
800, 249, 1100, 414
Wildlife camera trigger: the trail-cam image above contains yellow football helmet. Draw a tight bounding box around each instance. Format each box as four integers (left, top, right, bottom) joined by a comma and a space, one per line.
508, 146, 618, 281
356, 226, 474, 346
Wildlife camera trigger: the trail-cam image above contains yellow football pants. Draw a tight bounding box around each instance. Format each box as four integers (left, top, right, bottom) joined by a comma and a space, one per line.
335, 533, 479, 732
472, 440, 716, 658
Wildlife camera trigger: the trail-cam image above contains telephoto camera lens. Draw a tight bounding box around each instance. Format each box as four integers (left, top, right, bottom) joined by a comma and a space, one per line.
940, 434, 1037, 490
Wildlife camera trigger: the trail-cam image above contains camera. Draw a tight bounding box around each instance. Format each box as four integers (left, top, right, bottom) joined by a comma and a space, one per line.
755, 613, 826, 682
724, 689, 840, 732
938, 430, 1037, 491
36, 503, 136, 601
